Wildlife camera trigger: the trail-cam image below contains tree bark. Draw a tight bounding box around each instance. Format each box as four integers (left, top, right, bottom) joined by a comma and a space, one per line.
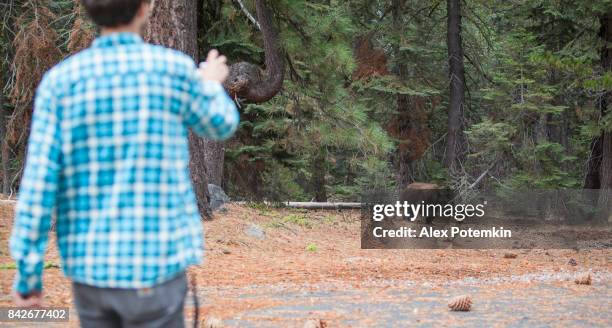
443, 0, 466, 170
387, 0, 431, 187
201, 139, 224, 186
585, 11, 612, 221
395, 94, 413, 187
144, 0, 212, 218
187, 134, 212, 217
197, 0, 225, 189
597, 11, 612, 221
208, 0, 283, 188
392, 0, 412, 188
223, 0, 284, 102
585, 137, 602, 189
144, 1, 198, 54
311, 147, 327, 202
0, 90, 9, 194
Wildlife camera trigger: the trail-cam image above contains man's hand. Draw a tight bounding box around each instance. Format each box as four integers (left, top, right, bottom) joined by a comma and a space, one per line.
13, 291, 43, 307
199, 49, 229, 83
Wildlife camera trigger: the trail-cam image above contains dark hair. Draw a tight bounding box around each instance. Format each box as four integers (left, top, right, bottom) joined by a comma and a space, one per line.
81, 0, 149, 27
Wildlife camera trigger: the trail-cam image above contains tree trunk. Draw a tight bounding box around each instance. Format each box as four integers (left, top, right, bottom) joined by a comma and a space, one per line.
311, 147, 327, 202
392, 0, 412, 187
195, 0, 226, 189
224, 0, 284, 102
395, 94, 413, 187
187, 134, 213, 218
0, 90, 9, 194
584, 137, 602, 189
597, 11, 612, 221
144, 0, 212, 218
202, 139, 224, 186
585, 11, 612, 221
214, 0, 283, 190
388, 0, 431, 187
443, 0, 466, 170
601, 127, 612, 221
2, 6, 18, 195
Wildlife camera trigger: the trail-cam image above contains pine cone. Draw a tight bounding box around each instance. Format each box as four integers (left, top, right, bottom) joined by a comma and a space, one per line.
201, 316, 224, 328
503, 252, 518, 259
448, 295, 472, 311
574, 273, 592, 285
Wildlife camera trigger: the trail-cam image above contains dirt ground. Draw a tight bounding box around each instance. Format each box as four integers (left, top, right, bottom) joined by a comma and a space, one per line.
0, 200, 610, 327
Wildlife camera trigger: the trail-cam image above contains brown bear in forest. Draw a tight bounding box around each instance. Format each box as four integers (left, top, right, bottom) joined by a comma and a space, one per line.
361, 182, 454, 248
399, 182, 454, 224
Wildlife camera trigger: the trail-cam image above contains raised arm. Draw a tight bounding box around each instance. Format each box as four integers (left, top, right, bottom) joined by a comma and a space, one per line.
10, 74, 62, 298
181, 50, 239, 140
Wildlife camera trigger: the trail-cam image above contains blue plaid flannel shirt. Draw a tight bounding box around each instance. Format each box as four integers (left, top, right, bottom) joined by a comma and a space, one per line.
10, 32, 239, 295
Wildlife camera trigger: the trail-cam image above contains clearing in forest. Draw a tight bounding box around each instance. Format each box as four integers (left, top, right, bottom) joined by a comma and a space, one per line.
0, 201, 610, 327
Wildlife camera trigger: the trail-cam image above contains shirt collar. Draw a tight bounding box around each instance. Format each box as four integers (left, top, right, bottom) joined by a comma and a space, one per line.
91, 32, 143, 48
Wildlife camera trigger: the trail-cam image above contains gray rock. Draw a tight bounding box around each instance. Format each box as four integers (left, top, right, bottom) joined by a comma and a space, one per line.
244, 224, 266, 239
208, 184, 230, 211
217, 206, 229, 214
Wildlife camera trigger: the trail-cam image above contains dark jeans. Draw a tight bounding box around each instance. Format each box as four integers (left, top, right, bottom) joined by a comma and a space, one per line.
72, 273, 187, 328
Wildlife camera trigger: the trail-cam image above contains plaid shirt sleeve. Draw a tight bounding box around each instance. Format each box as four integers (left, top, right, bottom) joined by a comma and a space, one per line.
181, 67, 239, 140
10, 73, 62, 295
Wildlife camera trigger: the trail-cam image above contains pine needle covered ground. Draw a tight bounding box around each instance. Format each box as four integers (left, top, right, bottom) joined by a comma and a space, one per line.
0, 200, 610, 327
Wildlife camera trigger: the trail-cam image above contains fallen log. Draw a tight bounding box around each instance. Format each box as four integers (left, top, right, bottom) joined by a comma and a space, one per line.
233, 201, 361, 209
284, 202, 361, 209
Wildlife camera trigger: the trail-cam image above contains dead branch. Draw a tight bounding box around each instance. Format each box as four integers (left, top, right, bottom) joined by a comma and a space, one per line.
233, 0, 260, 30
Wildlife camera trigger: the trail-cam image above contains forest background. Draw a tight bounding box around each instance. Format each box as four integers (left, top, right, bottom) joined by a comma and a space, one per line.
0, 0, 610, 217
